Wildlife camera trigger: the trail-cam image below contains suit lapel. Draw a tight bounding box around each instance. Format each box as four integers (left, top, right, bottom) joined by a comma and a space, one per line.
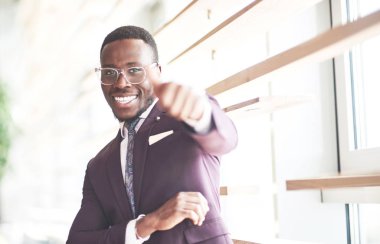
134, 104, 163, 213
106, 133, 134, 220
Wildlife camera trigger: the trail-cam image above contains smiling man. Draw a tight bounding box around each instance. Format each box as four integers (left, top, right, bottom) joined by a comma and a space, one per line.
66, 26, 238, 244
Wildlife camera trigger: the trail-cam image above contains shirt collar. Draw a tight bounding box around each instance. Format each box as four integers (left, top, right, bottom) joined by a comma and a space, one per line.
119, 98, 158, 138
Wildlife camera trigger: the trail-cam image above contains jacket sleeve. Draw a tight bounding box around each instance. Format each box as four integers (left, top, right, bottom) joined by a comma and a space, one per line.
66, 168, 126, 244
190, 96, 238, 157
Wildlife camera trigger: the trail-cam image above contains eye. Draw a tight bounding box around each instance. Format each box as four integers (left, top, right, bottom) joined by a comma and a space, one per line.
128, 67, 143, 75
103, 69, 117, 76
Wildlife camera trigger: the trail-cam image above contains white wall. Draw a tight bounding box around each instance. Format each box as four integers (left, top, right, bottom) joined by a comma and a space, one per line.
212, 1, 348, 243
0, 1, 160, 243
270, 1, 347, 243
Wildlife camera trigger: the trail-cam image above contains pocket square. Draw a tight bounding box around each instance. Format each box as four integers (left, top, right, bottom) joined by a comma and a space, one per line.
149, 130, 174, 145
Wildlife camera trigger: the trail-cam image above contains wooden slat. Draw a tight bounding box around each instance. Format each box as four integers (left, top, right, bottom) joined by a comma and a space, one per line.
166, 0, 324, 65
219, 185, 259, 196
223, 97, 260, 113
154, 0, 256, 64
157, 0, 324, 92
157, 0, 323, 66
207, 9, 380, 95
287, 174, 380, 190
167, 0, 262, 64
153, 0, 199, 36
222, 96, 312, 113
233, 240, 259, 244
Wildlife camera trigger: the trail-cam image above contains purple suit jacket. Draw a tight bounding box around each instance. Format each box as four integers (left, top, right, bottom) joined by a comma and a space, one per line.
67, 97, 238, 244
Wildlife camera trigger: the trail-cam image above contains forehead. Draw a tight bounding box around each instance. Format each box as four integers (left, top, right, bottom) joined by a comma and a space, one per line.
100, 39, 153, 65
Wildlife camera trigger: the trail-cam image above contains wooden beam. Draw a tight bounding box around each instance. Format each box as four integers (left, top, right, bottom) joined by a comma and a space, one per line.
207, 9, 380, 95
153, 1, 199, 36
287, 174, 380, 190
156, 0, 323, 65
222, 96, 312, 113
167, 0, 263, 64
223, 97, 260, 113
233, 240, 259, 244
219, 185, 259, 196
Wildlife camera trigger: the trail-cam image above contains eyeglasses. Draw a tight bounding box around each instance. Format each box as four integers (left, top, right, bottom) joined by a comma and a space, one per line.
95, 63, 158, 85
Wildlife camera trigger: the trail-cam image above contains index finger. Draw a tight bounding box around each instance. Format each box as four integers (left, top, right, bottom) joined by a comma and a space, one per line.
178, 192, 209, 208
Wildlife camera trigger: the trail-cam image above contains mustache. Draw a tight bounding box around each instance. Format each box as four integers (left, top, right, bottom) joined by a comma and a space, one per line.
110, 86, 136, 93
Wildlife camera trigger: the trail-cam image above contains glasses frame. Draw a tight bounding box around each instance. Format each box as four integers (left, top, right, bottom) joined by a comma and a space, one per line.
95, 62, 158, 86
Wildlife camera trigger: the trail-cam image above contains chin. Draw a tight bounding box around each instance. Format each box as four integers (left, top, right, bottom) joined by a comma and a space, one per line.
115, 110, 142, 122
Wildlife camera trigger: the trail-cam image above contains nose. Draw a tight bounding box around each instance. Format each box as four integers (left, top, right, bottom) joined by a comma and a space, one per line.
114, 71, 131, 88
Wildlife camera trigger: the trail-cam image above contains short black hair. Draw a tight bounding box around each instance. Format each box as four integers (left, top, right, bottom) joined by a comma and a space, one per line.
100, 25, 159, 63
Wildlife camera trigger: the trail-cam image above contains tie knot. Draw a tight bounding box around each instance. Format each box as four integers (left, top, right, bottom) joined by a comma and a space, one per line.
126, 117, 140, 134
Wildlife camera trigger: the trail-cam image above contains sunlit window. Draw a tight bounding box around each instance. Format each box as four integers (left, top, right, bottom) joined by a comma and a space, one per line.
342, 1, 380, 243
347, 0, 380, 149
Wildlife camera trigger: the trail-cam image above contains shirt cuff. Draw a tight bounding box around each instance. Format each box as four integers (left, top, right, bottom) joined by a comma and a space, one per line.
184, 95, 212, 134
125, 215, 150, 244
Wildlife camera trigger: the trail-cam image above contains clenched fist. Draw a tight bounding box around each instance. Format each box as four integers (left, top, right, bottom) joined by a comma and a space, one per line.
136, 192, 209, 238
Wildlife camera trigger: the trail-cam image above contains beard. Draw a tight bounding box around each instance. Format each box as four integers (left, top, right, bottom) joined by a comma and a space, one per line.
117, 95, 155, 125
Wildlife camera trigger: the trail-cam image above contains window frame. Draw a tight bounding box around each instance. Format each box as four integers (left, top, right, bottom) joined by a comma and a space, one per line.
332, 0, 380, 173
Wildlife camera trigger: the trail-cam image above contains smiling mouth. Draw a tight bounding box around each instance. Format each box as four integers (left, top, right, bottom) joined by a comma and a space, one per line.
114, 95, 138, 104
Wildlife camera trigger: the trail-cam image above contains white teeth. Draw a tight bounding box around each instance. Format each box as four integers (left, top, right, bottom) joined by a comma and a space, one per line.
114, 96, 137, 104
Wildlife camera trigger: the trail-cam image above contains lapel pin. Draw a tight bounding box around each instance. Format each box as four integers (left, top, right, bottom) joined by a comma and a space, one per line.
155, 116, 160, 121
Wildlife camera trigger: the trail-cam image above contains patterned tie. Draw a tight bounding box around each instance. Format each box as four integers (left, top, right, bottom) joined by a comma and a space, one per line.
125, 118, 140, 217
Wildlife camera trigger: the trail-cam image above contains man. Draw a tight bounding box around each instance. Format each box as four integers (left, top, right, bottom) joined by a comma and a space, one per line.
67, 25, 238, 244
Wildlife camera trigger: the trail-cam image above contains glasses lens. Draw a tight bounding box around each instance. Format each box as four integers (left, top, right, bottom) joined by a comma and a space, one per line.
96, 68, 117, 85
126, 67, 146, 84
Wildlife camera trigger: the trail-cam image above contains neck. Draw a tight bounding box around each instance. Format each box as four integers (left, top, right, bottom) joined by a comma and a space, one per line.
124, 97, 154, 126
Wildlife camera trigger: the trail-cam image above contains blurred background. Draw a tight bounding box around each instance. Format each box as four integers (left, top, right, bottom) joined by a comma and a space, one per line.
1, 0, 380, 243
0, 0, 188, 242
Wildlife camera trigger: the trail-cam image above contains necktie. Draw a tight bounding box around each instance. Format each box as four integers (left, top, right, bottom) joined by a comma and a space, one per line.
125, 118, 140, 217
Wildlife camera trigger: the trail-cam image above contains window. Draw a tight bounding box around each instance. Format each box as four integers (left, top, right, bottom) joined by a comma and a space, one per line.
334, 0, 380, 173
333, 1, 380, 244
346, 0, 380, 150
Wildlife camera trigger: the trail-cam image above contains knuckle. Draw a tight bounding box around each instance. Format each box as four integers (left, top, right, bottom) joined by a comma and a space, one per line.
176, 192, 185, 200
161, 98, 170, 108
170, 107, 180, 117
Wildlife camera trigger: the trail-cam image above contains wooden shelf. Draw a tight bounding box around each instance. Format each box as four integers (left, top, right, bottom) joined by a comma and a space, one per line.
286, 173, 380, 190
207, 8, 380, 95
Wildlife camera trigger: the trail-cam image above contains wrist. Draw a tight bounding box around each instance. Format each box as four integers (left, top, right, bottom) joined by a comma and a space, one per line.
136, 213, 156, 239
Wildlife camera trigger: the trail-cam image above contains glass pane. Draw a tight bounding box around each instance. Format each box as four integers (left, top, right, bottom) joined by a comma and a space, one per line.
349, 0, 380, 149
352, 35, 380, 149
357, 0, 380, 16
359, 204, 380, 244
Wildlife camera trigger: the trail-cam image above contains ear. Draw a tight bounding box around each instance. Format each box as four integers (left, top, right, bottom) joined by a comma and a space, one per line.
153, 63, 161, 78
153, 63, 162, 79
150, 64, 162, 88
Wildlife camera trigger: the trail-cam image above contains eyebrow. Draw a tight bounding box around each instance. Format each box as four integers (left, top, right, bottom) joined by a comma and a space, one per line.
101, 62, 143, 68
